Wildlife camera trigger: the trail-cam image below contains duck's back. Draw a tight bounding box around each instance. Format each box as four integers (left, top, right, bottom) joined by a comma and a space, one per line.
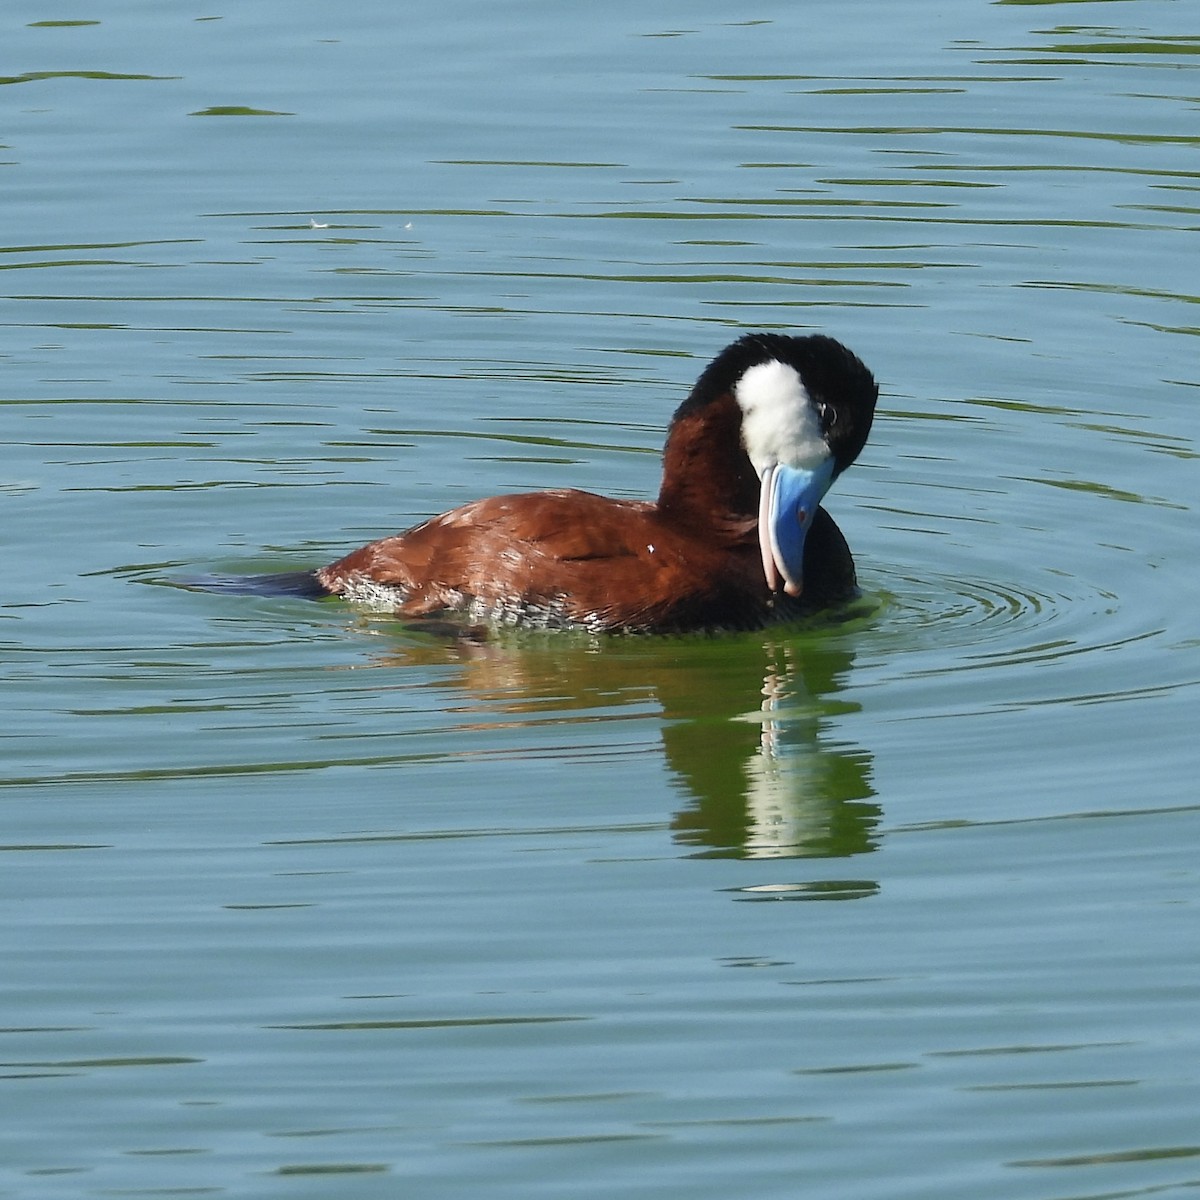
316, 488, 855, 632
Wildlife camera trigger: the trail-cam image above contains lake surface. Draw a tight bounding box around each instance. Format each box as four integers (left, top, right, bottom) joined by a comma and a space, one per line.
3, 1, 1198, 1196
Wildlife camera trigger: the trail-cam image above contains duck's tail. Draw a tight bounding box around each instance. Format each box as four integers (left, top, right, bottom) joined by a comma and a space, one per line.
176, 570, 330, 599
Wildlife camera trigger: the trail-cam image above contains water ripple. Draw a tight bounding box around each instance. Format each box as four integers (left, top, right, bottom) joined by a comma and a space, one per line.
869, 563, 1088, 653
856, 556, 1194, 714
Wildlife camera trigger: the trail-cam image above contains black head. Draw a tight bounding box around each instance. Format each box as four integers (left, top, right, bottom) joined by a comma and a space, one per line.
676, 332, 878, 478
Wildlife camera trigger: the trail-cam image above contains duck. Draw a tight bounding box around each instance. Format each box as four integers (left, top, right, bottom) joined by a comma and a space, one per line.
312, 333, 877, 633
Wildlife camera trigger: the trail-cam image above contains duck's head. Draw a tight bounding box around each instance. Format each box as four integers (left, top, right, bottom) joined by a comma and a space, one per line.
660, 332, 878, 596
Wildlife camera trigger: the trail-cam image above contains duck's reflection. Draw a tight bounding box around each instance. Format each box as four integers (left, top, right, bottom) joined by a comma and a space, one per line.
364, 620, 878, 860
654, 637, 877, 859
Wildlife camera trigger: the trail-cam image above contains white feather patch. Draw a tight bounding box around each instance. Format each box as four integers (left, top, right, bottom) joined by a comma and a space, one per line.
734, 360, 828, 473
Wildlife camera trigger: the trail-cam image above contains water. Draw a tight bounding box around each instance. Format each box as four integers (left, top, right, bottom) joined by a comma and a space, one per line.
3, 1, 1198, 1196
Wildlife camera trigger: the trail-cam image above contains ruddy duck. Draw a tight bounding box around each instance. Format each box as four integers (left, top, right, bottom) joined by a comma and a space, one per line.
307, 333, 877, 633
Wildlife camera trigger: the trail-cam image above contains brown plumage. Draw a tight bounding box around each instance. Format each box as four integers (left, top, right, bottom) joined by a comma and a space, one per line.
314, 333, 878, 633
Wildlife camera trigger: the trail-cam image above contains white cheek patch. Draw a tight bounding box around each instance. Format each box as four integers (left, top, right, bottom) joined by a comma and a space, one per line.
734, 359, 828, 473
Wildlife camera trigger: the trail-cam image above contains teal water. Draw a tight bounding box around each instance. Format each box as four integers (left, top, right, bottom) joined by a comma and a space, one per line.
3, 2, 1199, 1196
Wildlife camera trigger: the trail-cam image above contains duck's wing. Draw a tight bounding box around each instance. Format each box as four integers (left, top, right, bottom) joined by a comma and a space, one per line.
318, 490, 670, 624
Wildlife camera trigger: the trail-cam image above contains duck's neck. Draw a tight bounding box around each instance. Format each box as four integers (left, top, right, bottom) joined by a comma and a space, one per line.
656, 392, 760, 540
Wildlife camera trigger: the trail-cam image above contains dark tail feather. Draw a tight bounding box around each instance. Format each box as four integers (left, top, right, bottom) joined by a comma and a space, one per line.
176, 570, 329, 599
